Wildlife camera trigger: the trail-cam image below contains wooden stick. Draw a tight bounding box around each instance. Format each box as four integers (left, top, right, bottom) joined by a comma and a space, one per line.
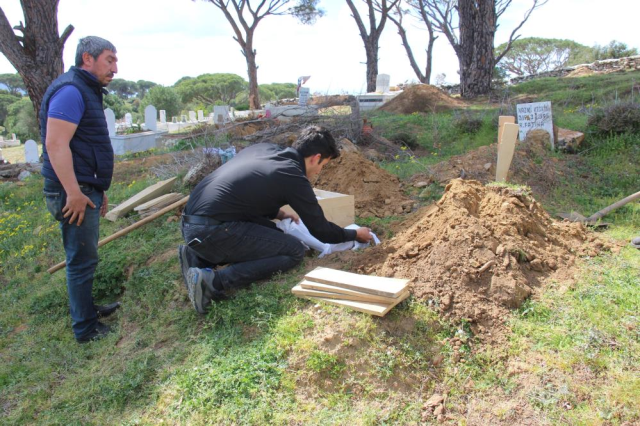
586, 190, 640, 222
48, 196, 189, 274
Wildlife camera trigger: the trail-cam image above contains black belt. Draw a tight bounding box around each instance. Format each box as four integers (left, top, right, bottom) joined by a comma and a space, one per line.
182, 215, 224, 226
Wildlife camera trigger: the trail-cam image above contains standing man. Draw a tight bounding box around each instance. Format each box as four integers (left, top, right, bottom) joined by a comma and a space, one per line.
179, 126, 373, 314
41, 36, 120, 343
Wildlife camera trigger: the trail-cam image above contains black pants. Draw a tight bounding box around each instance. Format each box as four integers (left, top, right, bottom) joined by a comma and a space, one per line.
181, 220, 305, 290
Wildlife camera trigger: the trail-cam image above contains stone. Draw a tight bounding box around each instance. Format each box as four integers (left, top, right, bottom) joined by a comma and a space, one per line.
424, 393, 445, 408
181, 114, 187, 122
489, 275, 532, 308
18, 170, 31, 181
104, 108, 116, 136
338, 138, 359, 153
298, 87, 310, 106
159, 110, 167, 123
213, 106, 230, 124
144, 105, 157, 131
124, 113, 133, 127
483, 162, 492, 171
525, 128, 552, 149
376, 74, 390, 93
188, 111, 197, 122
197, 110, 205, 121
556, 127, 585, 153
24, 140, 39, 163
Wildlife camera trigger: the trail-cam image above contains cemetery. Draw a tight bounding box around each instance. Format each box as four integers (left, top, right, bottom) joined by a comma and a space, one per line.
0, 2, 638, 424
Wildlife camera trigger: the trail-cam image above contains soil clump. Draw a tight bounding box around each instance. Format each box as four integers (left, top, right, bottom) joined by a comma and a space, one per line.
348, 179, 611, 337
314, 151, 414, 218
379, 85, 466, 115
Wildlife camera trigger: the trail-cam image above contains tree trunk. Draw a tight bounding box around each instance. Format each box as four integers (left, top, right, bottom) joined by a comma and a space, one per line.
458, 0, 496, 97
245, 44, 260, 110
365, 40, 379, 92
0, 1, 73, 127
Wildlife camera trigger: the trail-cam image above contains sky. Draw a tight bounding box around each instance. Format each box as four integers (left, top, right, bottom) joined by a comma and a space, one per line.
0, 0, 638, 95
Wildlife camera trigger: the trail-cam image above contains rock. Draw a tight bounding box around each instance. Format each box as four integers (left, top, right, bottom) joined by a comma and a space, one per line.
483, 162, 492, 171
18, 170, 32, 181
414, 181, 429, 188
424, 393, 445, 408
556, 127, 585, 153
525, 128, 552, 150
440, 294, 453, 311
489, 275, 532, 308
338, 138, 359, 153
433, 404, 445, 416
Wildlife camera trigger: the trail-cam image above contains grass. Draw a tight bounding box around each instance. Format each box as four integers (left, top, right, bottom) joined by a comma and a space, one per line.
1, 71, 640, 424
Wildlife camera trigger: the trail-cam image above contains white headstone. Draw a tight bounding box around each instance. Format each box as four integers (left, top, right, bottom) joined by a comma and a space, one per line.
159, 110, 167, 123
125, 113, 133, 127
144, 105, 157, 131
516, 101, 554, 149
181, 114, 187, 122
24, 139, 39, 163
197, 110, 205, 121
188, 111, 197, 122
298, 87, 310, 106
11, 133, 17, 141
104, 108, 116, 136
376, 74, 390, 93
213, 106, 230, 124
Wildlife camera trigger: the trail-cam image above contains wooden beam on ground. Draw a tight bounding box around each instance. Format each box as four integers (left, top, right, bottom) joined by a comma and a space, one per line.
304, 267, 409, 298
298, 280, 407, 304
134, 192, 184, 218
495, 123, 519, 183
48, 196, 189, 274
305, 290, 410, 317
105, 177, 177, 221
498, 116, 516, 146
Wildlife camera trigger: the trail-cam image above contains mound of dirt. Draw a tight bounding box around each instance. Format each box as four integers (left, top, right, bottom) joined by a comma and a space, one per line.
350, 179, 610, 336
314, 151, 414, 217
379, 85, 466, 114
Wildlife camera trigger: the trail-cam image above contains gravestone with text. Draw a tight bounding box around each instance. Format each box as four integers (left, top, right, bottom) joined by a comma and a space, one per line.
104, 108, 116, 136
144, 105, 157, 131
213, 106, 230, 124
516, 101, 554, 149
298, 87, 310, 106
24, 140, 39, 163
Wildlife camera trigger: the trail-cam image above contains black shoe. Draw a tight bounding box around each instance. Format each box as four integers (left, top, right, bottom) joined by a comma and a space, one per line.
186, 267, 215, 314
76, 322, 112, 344
178, 244, 190, 290
96, 302, 121, 318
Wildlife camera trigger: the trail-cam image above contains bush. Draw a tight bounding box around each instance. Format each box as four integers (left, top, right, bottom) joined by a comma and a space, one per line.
389, 131, 419, 149
454, 112, 483, 134
587, 102, 640, 135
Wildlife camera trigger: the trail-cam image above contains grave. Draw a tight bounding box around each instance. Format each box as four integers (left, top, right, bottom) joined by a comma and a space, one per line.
197, 110, 205, 121
298, 87, 310, 106
376, 74, 390, 93
104, 108, 116, 136
188, 111, 197, 122
125, 113, 133, 127
213, 105, 231, 125
24, 140, 39, 163
106, 106, 167, 156
144, 105, 157, 131
280, 188, 354, 227
159, 110, 167, 123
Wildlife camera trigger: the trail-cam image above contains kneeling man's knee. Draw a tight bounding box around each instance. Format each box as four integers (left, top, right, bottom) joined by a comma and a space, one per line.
291, 240, 305, 264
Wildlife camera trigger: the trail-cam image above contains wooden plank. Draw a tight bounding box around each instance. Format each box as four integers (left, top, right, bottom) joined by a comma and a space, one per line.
136, 193, 185, 218
134, 192, 181, 211
105, 177, 177, 221
495, 123, 519, 183
280, 188, 355, 227
497, 116, 516, 146
294, 282, 409, 303
304, 267, 409, 298
304, 290, 410, 317
299, 280, 407, 303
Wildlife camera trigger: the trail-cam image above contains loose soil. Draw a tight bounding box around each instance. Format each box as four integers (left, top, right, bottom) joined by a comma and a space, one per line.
379, 84, 466, 115
344, 178, 612, 338
314, 151, 414, 218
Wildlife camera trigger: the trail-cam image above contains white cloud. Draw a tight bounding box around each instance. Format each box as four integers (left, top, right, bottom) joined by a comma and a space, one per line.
1, 0, 638, 93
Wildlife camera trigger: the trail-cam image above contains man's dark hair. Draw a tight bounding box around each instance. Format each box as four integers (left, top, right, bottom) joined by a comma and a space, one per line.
75, 36, 117, 67
293, 126, 340, 160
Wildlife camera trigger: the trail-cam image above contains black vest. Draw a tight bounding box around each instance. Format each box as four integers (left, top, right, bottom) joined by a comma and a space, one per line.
40, 67, 114, 191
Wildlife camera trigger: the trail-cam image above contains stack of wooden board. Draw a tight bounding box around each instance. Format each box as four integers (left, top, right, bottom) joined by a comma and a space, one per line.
134, 192, 184, 218
292, 267, 410, 317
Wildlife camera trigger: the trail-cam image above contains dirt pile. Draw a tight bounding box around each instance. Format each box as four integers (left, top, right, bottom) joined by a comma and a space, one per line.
314, 151, 414, 217
379, 85, 466, 114
350, 179, 609, 336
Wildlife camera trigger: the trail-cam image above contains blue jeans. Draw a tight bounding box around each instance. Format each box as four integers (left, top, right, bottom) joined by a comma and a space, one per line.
182, 220, 305, 291
44, 178, 103, 339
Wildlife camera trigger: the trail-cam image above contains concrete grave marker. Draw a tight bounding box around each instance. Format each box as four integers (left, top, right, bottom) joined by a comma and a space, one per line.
516, 101, 554, 149
104, 108, 116, 136
24, 139, 39, 163
125, 113, 133, 127
376, 74, 390, 93
298, 87, 310, 106
159, 110, 166, 123
197, 110, 204, 121
144, 105, 157, 131
181, 115, 187, 122
188, 111, 197, 122
213, 106, 230, 124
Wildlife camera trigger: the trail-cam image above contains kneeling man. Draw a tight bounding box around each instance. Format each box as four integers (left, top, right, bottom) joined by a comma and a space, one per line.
179, 126, 372, 313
